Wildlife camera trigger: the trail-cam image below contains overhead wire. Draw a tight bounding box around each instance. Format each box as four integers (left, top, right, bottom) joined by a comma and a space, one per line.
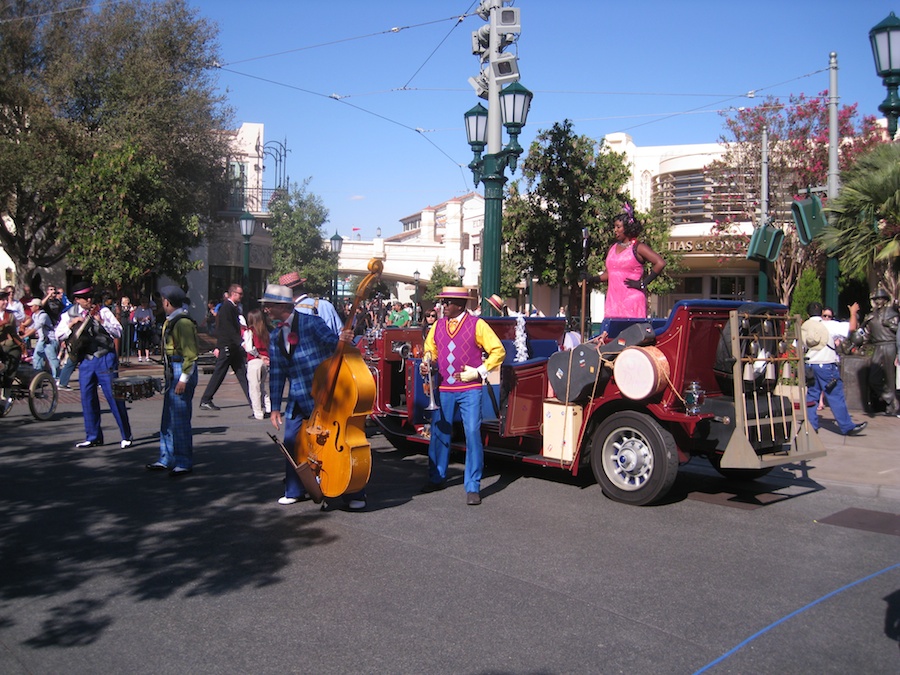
0, 1, 116, 24
220, 5, 479, 192
217, 10, 829, 193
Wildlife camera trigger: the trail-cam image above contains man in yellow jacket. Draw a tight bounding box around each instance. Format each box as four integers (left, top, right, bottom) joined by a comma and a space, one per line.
419, 287, 505, 505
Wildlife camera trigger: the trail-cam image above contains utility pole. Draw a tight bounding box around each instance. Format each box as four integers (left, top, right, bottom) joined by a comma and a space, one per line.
758, 126, 769, 303
825, 52, 840, 311
465, 0, 530, 315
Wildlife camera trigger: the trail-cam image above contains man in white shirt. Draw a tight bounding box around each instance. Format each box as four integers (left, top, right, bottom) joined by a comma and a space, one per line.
58, 281, 133, 448
802, 302, 866, 436
278, 272, 343, 335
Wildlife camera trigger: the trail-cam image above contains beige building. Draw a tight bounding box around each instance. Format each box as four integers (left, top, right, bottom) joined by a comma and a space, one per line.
360, 133, 761, 318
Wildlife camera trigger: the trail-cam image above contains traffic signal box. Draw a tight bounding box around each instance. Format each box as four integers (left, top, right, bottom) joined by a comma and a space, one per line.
791, 195, 827, 246
746, 224, 785, 262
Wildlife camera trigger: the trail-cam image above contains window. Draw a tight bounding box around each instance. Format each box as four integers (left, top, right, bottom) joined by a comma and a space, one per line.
711, 275, 747, 301
653, 170, 711, 225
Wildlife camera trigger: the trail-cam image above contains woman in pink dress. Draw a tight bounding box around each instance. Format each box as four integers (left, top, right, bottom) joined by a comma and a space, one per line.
591, 209, 666, 319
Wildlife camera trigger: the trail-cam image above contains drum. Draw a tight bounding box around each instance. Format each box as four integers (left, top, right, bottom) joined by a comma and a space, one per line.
112, 376, 155, 402
613, 346, 670, 400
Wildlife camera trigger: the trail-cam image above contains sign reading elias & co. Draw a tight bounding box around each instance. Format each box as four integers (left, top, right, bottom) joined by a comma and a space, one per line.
666, 236, 748, 255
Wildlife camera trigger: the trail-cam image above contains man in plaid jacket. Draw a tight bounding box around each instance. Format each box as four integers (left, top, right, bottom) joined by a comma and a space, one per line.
263, 284, 356, 506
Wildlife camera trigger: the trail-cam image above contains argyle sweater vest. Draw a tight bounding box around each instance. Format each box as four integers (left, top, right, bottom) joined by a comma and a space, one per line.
435, 312, 482, 393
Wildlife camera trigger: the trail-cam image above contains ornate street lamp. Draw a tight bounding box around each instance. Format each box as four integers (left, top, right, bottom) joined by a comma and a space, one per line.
413, 269, 420, 325
466, 82, 533, 315
457, 264, 466, 286
330, 231, 343, 301
870, 12, 900, 139
239, 211, 255, 288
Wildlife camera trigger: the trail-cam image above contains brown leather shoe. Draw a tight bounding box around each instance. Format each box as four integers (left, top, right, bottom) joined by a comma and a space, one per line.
466, 492, 481, 506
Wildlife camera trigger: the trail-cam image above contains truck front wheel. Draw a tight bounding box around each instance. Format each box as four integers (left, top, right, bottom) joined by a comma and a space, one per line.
590, 411, 678, 505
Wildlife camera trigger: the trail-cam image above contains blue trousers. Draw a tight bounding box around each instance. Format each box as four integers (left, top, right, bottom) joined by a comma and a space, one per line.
59, 356, 77, 387
428, 386, 484, 493
32, 339, 60, 379
283, 414, 306, 499
79, 352, 132, 443
159, 363, 198, 469
806, 362, 856, 434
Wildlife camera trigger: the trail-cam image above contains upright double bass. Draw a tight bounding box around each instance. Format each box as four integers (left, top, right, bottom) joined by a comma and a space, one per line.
296, 259, 382, 498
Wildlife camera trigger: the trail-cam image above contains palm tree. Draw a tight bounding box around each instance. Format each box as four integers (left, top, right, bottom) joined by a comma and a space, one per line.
821, 143, 900, 299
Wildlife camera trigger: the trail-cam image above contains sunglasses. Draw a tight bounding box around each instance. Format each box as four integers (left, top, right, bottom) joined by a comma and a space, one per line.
427, 314, 437, 318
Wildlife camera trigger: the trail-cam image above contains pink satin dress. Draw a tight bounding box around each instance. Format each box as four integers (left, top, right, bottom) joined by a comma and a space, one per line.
604, 242, 647, 318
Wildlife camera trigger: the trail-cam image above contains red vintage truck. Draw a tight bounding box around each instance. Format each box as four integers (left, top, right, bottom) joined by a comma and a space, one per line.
361, 300, 825, 505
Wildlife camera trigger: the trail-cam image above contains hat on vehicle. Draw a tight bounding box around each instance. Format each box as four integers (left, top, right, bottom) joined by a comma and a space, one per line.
486, 294, 504, 313
72, 281, 93, 296
28, 298, 43, 307
278, 272, 307, 289
436, 286, 471, 302
870, 287, 890, 301
260, 284, 294, 304
159, 285, 187, 307
801, 317, 831, 351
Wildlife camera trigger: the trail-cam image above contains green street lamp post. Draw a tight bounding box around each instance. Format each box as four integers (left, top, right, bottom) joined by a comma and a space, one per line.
457, 263, 466, 287
870, 12, 900, 139
330, 231, 343, 302
239, 211, 256, 289
465, 81, 533, 314
413, 269, 420, 325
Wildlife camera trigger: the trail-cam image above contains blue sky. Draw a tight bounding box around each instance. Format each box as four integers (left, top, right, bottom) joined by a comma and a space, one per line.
190, 0, 898, 240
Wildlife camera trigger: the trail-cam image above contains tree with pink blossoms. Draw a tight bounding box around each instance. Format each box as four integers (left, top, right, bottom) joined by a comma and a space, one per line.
706, 93, 883, 305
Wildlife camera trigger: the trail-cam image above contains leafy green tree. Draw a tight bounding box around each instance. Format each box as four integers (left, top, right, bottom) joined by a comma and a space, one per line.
269, 179, 336, 298
820, 142, 900, 301
422, 262, 460, 309
0, 0, 231, 291
503, 120, 678, 315
790, 267, 822, 319
706, 93, 882, 305
58, 141, 203, 287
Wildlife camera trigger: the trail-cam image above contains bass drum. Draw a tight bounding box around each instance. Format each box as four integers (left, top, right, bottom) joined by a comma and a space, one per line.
613, 346, 670, 400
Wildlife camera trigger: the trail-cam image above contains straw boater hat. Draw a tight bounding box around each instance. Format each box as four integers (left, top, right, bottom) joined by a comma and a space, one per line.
260, 284, 294, 304
278, 272, 307, 289
486, 294, 504, 313
436, 286, 471, 302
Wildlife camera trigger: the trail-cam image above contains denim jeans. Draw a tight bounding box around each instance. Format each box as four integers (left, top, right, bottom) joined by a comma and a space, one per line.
428, 386, 484, 493
32, 338, 60, 379
806, 362, 856, 434
159, 362, 198, 469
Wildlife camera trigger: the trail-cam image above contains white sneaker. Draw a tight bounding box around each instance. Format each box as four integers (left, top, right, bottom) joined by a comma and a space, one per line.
277, 496, 298, 505
347, 499, 366, 511
121, 439, 133, 449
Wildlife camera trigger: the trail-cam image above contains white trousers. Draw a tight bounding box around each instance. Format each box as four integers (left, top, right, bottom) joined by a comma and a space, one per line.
247, 358, 271, 419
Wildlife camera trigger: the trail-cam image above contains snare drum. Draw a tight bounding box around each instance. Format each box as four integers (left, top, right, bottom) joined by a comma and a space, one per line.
613, 346, 670, 400
112, 376, 155, 402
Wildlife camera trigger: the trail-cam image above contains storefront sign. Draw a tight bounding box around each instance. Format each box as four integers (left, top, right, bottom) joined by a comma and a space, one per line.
666, 236, 748, 255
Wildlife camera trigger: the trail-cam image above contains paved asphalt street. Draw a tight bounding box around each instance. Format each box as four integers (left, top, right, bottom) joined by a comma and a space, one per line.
1, 364, 898, 674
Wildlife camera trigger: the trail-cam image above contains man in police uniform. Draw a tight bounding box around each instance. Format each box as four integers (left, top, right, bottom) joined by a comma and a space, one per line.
146, 286, 199, 476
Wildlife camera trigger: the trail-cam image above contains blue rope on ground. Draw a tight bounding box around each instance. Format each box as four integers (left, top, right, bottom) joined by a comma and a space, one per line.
693, 561, 900, 674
